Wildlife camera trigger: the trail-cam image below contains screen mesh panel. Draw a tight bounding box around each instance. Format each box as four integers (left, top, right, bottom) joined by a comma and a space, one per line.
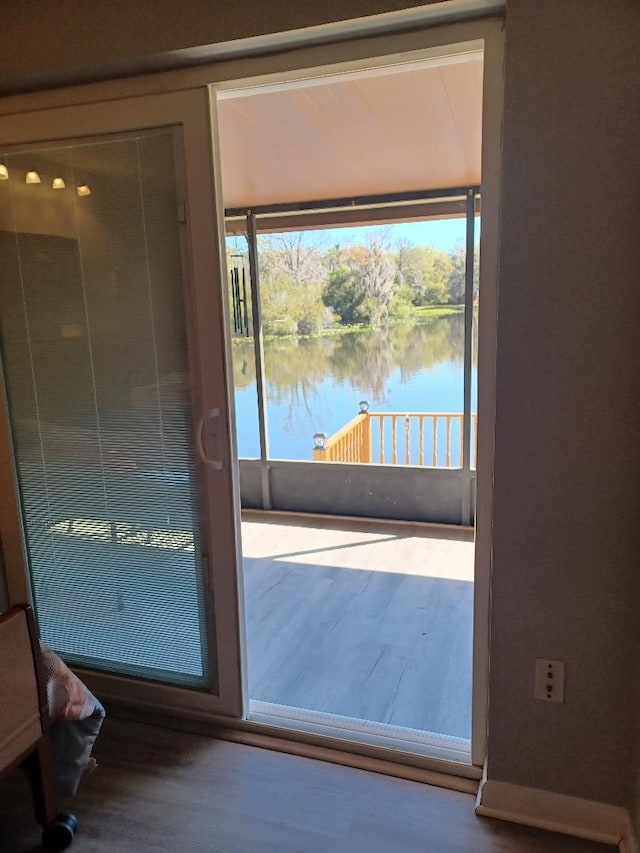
0, 129, 214, 688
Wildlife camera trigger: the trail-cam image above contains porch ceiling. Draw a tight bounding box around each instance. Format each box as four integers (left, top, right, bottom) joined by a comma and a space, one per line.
217, 50, 483, 212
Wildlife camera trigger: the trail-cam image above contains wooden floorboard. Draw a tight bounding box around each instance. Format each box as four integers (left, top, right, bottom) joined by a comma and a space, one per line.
242, 516, 474, 739
0, 719, 615, 853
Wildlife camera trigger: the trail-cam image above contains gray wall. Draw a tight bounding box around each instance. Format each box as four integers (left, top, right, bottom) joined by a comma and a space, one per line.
487, 0, 640, 809
0, 0, 448, 93
1, 0, 639, 820
239, 460, 474, 524
0, 552, 7, 613
634, 647, 640, 838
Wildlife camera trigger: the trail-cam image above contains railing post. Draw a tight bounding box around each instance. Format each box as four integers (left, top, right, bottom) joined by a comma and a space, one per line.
312, 432, 329, 461
360, 414, 372, 463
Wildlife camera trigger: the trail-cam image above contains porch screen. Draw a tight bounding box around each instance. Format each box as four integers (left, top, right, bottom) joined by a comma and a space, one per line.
0, 129, 213, 688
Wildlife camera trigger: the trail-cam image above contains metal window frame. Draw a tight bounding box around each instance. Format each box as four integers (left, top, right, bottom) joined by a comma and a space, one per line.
226, 187, 480, 521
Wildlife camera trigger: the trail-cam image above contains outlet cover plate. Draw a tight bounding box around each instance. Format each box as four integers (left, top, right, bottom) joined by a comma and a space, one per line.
534, 659, 565, 703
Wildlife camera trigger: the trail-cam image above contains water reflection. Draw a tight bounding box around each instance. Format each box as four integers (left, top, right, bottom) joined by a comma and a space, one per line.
232, 314, 477, 461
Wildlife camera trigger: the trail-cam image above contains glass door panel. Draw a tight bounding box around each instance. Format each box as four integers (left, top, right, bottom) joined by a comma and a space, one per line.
0, 91, 243, 714
0, 130, 209, 686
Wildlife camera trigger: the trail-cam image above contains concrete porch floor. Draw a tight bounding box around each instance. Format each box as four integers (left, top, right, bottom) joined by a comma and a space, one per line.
241, 513, 475, 743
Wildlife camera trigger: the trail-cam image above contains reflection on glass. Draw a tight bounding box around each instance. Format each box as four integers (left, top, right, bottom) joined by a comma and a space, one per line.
0, 130, 211, 687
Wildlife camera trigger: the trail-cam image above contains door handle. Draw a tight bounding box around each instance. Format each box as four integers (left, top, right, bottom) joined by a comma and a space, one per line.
196, 408, 223, 470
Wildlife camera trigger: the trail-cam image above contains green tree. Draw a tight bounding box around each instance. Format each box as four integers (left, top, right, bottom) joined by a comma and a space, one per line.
259, 232, 327, 287
258, 233, 335, 335
323, 236, 397, 329
260, 272, 299, 335
395, 241, 452, 305
446, 244, 479, 304
359, 234, 396, 329
260, 272, 330, 336
323, 261, 366, 325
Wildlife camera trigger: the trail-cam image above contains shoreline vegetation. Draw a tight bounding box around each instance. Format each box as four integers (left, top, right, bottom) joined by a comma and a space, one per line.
228, 231, 479, 341
231, 304, 465, 344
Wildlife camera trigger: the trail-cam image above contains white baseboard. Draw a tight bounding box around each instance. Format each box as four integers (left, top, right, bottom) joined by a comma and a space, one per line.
476, 774, 637, 851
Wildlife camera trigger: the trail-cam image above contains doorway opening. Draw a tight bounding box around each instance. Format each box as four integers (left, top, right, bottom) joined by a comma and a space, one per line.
215, 42, 485, 760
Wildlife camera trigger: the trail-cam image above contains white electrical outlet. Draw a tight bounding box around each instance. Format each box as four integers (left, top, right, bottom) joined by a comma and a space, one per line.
534, 659, 565, 703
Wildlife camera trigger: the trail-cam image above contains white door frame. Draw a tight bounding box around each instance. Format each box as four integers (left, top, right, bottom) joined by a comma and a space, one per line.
207, 18, 503, 770
0, 13, 503, 772
0, 88, 247, 718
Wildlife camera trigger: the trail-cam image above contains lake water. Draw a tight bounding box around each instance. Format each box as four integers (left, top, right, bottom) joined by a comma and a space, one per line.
231, 313, 477, 463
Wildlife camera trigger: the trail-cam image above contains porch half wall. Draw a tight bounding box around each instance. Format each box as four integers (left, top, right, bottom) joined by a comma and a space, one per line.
239, 459, 475, 525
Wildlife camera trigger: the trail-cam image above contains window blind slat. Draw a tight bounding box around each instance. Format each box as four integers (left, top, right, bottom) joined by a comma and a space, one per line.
0, 129, 212, 689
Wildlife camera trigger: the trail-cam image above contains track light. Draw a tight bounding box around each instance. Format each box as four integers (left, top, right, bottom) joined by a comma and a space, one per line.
76, 184, 91, 197
25, 170, 41, 184
52, 177, 65, 189
0, 165, 7, 180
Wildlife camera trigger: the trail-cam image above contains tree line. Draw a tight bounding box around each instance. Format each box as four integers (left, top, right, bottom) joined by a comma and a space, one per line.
228, 231, 478, 337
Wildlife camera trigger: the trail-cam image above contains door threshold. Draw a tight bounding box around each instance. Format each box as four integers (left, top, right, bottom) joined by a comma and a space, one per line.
249, 700, 473, 769
104, 693, 480, 792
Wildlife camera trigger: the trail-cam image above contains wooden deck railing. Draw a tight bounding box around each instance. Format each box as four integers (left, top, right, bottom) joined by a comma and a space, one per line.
312, 413, 371, 463
313, 412, 477, 468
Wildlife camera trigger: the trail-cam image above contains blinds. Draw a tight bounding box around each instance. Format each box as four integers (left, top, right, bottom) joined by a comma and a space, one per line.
0, 129, 213, 688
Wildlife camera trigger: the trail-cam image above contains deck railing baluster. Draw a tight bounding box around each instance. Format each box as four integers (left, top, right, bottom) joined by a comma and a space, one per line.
392, 416, 398, 465
432, 417, 438, 467
314, 411, 474, 470
405, 416, 411, 465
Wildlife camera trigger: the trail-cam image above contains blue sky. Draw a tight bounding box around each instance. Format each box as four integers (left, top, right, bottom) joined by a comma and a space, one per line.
249, 217, 479, 253
316, 218, 468, 251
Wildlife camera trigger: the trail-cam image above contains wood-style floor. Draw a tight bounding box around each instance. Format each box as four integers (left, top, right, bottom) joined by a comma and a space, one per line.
242, 514, 474, 740
0, 719, 615, 853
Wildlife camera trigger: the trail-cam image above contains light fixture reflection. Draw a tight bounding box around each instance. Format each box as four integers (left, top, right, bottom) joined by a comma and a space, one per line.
52, 177, 66, 189
0, 165, 7, 180
25, 170, 41, 184
76, 184, 91, 197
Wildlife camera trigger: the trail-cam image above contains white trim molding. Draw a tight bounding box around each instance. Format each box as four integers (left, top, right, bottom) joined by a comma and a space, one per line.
476, 774, 638, 851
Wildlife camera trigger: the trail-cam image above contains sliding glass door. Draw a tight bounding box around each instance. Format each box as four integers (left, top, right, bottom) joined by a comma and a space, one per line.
0, 91, 244, 714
